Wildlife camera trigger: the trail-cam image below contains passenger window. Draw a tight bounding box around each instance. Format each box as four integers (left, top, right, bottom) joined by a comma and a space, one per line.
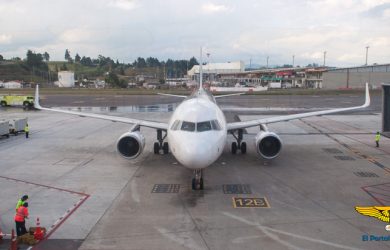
181, 121, 195, 132
211, 120, 221, 130
197, 121, 212, 132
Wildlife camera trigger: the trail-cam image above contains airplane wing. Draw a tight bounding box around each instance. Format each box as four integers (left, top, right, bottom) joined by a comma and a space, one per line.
157, 93, 187, 98
214, 93, 245, 98
226, 83, 370, 131
34, 86, 168, 130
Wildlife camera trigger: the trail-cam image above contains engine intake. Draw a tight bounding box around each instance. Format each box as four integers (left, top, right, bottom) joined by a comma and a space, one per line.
255, 131, 282, 159
116, 131, 145, 159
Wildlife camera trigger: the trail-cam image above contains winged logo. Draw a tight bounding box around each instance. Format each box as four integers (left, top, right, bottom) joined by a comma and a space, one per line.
355, 206, 390, 223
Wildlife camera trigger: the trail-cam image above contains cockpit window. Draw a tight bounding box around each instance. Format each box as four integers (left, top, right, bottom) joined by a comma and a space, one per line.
211, 120, 221, 130
197, 121, 212, 132
181, 121, 195, 132
171, 120, 181, 130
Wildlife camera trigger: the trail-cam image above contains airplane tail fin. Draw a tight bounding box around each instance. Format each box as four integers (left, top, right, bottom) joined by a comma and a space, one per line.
34, 84, 42, 109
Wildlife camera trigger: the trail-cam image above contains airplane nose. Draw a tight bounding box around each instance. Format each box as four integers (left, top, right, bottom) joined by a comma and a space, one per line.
174, 138, 220, 169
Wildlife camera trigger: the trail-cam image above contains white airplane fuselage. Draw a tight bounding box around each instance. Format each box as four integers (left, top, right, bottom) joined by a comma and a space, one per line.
167, 89, 227, 169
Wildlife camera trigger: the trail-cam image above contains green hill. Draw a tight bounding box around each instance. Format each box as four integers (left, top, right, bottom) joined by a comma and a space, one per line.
0, 62, 47, 82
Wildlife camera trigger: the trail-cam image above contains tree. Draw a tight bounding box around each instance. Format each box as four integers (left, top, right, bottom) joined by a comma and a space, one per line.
65, 49, 72, 62
75, 53, 81, 63
105, 71, 127, 88
26, 50, 45, 68
135, 57, 146, 68
43, 52, 50, 61
80, 56, 93, 66
188, 57, 198, 69
0, 54, 3, 61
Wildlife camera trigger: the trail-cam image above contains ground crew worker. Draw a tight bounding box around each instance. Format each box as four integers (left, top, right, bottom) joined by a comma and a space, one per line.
16, 195, 28, 212
24, 123, 29, 138
15, 202, 29, 236
376, 131, 381, 147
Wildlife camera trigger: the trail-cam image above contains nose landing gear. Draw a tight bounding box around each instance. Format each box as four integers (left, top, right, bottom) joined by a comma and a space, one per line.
154, 129, 169, 154
231, 129, 247, 154
192, 169, 204, 190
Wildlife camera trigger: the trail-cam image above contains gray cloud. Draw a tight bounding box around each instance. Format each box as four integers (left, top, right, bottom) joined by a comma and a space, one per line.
361, 2, 390, 18
0, 0, 389, 66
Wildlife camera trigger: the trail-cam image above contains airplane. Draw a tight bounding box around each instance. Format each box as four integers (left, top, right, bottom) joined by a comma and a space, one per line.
34, 55, 370, 190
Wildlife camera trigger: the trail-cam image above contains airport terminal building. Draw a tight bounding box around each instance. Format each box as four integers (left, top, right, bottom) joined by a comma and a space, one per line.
187, 62, 390, 89
322, 63, 390, 89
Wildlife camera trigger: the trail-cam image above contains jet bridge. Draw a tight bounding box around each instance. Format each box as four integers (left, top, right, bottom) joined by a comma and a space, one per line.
383, 83, 390, 137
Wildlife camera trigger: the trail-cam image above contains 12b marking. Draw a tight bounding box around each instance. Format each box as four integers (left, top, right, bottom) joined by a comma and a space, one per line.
232, 197, 270, 208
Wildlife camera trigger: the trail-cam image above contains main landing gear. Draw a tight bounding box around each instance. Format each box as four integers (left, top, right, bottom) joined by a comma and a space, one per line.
192, 169, 204, 190
230, 129, 246, 154
153, 129, 169, 154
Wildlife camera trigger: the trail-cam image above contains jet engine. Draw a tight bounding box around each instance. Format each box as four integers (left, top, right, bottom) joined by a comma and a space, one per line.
255, 131, 282, 159
116, 131, 145, 159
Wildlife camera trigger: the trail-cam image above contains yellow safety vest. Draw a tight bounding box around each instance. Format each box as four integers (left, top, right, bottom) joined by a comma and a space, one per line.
375, 134, 380, 141
24, 126, 29, 132
15, 199, 24, 210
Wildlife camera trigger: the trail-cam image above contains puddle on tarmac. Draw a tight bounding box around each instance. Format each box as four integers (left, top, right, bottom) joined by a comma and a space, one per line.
58, 103, 180, 113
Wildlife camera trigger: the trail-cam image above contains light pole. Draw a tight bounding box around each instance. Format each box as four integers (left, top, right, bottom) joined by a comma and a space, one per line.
292, 55, 295, 68
266, 56, 269, 69
323, 51, 327, 66
365, 46, 369, 66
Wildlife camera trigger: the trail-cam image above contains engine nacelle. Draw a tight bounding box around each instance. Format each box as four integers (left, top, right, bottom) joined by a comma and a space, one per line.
116, 131, 145, 159
255, 131, 282, 159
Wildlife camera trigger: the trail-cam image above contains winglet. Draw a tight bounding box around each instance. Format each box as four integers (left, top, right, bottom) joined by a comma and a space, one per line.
363, 83, 370, 108
34, 84, 42, 109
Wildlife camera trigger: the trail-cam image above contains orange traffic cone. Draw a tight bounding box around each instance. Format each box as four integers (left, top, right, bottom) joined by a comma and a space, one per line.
10, 229, 17, 250
33, 217, 44, 240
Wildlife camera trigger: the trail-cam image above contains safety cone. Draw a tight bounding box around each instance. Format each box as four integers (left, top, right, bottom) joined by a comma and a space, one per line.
10, 229, 17, 250
33, 217, 44, 241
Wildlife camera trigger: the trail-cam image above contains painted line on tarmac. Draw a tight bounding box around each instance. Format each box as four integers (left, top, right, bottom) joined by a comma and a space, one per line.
0, 175, 89, 196
222, 212, 362, 250
0, 175, 90, 249
361, 182, 390, 206
42, 195, 89, 241
300, 120, 390, 205
300, 120, 390, 174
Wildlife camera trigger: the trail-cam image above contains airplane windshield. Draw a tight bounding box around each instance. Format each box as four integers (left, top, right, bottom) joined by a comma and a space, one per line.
177, 120, 221, 132
181, 121, 196, 132
197, 121, 212, 132
171, 120, 181, 130
211, 120, 221, 130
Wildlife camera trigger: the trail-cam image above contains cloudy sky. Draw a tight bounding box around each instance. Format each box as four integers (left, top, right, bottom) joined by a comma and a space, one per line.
1, 0, 390, 67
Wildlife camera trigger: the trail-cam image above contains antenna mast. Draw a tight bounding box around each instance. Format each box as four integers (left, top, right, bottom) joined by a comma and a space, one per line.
199, 47, 203, 89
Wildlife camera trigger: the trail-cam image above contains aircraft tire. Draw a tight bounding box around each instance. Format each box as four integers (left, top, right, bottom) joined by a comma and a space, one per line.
232, 142, 237, 154
192, 178, 196, 190
163, 142, 169, 154
153, 142, 160, 154
241, 142, 247, 154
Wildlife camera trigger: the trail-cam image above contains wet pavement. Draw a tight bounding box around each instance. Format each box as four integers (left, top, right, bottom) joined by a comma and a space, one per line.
0, 93, 389, 250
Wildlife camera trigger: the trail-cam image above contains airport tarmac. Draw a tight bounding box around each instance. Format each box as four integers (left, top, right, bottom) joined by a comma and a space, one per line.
0, 94, 389, 250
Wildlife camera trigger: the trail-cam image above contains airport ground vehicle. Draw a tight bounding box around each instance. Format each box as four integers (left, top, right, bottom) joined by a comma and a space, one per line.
0, 95, 34, 108
0, 120, 10, 138
9, 118, 27, 135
